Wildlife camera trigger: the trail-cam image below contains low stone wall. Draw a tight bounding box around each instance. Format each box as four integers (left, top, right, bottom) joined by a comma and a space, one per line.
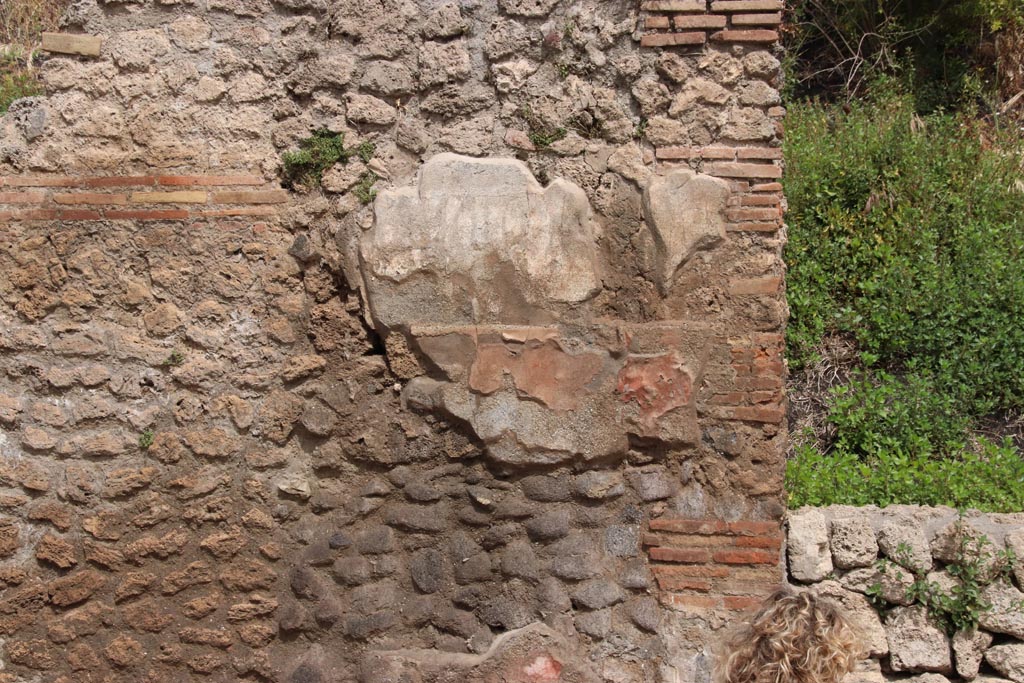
786, 506, 1024, 683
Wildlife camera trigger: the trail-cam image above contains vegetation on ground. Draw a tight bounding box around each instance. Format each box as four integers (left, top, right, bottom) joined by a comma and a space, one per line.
0, 0, 69, 113
783, 1, 1024, 512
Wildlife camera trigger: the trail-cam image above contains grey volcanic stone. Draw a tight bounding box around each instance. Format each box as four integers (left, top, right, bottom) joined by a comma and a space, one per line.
354, 526, 394, 555
628, 596, 662, 632
526, 509, 571, 541
547, 533, 602, 580
410, 548, 446, 594
500, 540, 540, 580
384, 504, 447, 533
605, 524, 639, 557
574, 471, 625, 500
521, 475, 573, 502
575, 608, 612, 639
571, 579, 625, 610
626, 467, 674, 501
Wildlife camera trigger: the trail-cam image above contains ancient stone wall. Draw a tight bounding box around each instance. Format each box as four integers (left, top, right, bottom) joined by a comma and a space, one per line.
0, 0, 788, 681
786, 506, 1024, 683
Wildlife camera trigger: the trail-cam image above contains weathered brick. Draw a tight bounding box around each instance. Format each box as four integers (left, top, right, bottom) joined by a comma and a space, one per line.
729, 276, 781, 295
0, 192, 46, 204
719, 405, 785, 423
156, 174, 263, 186
731, 12, 782, 25
104, 209, 189, 220
194, 207, 279, 217
14, 208, 58, 219
734, 535, 782, 550
705, 162, 782, 179
709, 392, 745, 406
740, 194, 781, 206
656, 146, 699, 160
737, 147, 784, 160
52, 193, 128, 205
210, 190, 288, 204
723, 595, 764, 610
710, 0, 782, 10
656, 576, 712, 591
663, 594, 720, 610
649, 547, 712, 563
82, 176, 157, 187
727, 520, 781, 535
674, 14, 727, 28
649, 518, 727, 534
0, 176, 78, 187
710, 29, 779, 42
726, 208, 780, 221
58, 209, 103, 220
752, 182, 783, 192
651, 564, 731, 578
642, 0, 706, 10
645, 16, 671, 29
712, 549, 777, 564
129, 191, 207, 204
640, 32, 707, 47
41, 32, 102, 56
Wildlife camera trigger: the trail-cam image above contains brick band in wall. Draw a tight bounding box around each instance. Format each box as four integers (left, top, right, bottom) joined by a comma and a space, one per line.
0, 175, 285, 221
646, 517, 783, 611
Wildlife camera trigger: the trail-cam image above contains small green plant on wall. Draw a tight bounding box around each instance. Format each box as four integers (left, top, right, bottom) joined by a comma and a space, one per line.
866, 523, 1017, 635
280, 129, 378, 198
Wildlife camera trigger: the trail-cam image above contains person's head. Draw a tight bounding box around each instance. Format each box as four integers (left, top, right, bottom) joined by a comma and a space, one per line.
716, 588, 862, 683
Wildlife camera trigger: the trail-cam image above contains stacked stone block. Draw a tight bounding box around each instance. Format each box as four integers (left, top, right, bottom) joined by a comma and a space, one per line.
786, 506, 1024, 683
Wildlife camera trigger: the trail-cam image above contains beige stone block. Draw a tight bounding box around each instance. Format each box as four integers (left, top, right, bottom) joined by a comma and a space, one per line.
41, 32, 102, 57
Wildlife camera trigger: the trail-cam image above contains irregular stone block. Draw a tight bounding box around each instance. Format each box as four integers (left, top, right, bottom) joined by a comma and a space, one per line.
953, 628, 993, 679
787, 509, 833, 582
886, 605, 952, 673
830, 516, 878, 569
812, 581, 888, 657
362, 154, 600, 328
642, 168, 730, 291
978, 580, 1024, 639
878, 520, 933, 573
986, 644, 1024, 683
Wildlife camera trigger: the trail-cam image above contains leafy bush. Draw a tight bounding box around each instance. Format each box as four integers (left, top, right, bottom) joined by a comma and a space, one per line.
786, 438, 1024, 512
784, 91, 1024, 510
785, 93, 1024, 419
0, 64, 40, 114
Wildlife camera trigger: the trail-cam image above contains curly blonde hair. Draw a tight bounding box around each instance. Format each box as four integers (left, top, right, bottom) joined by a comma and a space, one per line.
716, 588, 863, 683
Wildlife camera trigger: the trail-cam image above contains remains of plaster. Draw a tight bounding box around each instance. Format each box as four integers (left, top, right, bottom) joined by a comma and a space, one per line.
358, 154, 728, 465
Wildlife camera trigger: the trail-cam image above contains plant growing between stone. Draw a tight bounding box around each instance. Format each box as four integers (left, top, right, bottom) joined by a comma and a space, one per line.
161, 349, 185, 367
866, 525, 1017, 635
138, 430, 154, 450
281, 129, 377, 190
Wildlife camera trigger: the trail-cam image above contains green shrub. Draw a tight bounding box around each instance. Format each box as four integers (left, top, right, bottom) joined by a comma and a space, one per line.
784, 93, 1024, 419
784, 91, 1024, 510
786, 438, 1024, 512
0, 62, 40, 114
827, 370, 971, 458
